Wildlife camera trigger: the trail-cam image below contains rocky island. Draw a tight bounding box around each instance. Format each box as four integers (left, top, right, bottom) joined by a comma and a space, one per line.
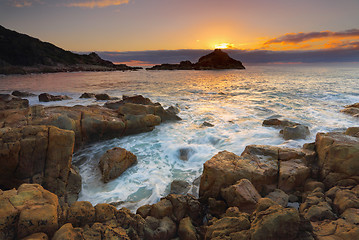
0, 25, 141, 75
146, 49, 245, 70
0, 92, 358, 239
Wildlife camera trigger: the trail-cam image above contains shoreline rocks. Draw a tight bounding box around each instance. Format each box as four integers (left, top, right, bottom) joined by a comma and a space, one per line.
39, 93, 72, 102
263, 118, 310, 140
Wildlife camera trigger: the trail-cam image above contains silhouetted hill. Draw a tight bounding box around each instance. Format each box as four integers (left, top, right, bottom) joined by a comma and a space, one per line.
0, 25, 141, 74
147, 49, 245, 70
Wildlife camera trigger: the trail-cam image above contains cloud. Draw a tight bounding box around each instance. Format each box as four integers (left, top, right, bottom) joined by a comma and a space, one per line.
10, 0, 39, 7
265, 29, 359, 45
67, 0, 129, 8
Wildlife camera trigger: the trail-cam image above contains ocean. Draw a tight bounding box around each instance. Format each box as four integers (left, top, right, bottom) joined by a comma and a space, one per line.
1, 64, 358, 211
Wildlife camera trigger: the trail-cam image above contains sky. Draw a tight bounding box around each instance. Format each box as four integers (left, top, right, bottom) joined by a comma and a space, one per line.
1, 0, 359, 64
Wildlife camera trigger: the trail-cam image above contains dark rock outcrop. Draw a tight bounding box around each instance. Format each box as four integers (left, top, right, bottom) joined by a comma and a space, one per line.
79, 92, 95, 98
11, 90, 36, 97
263, 118, 310, 140
0, 94, 29, 110
341, 103, 359, 117
146, 49, 245, 70
0, 25, 141, 74
38, 93, 72, 102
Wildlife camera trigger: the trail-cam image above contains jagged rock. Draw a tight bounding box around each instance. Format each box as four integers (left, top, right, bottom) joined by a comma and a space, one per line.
333, 189, 359, 214
0, 184, 59, 240
341, 208, 359, 225
150, 199, 173, 219
205, 216, 251, 239
104, 95, 156, 110
220, 179, 262, 213
52, 223, 83, 240
282, 125, 310, 140
262, 118, 298, 128
12, 90, 36, 97
21, 232, 48, 240
79, 92, 95, 98
98, 147, 137, 183
250, 204, 301, 240
38, 93, 71, 102
278, 158, 310, 192
341, 103, 359, 117
170, 180, 190, 195
66, 201, 95, 227
315, 131, 359, 188
201, 121, 214, 127
266, 189, 289, 207
94, 203, 117, 222
311, 218, 359, 240
178, 217, 198, 240
137, 204, 152, 219
95, 93, 111, 100
0, 94, 29, 110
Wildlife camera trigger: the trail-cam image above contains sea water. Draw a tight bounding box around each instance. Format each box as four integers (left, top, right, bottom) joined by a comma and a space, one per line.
1, 64, 358, 211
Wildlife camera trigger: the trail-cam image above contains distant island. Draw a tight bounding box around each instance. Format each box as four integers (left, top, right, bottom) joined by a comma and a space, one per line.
146, 49, 245, 70
0, 25, 141, 75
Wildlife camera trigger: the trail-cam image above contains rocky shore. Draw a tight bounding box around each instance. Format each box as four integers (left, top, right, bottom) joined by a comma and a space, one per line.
0, 95, 358, 239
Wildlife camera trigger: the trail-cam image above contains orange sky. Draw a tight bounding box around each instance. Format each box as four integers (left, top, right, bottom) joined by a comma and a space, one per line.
1, 0, 359, 52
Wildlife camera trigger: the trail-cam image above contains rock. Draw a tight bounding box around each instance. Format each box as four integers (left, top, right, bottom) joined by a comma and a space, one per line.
345, 127, 359, 137
200, 147, 283, 200
208, 198, 227, 217
12, 90, 36, 97
150, 199, 173, 219
122, 95, 155, 105
38, 93, 71, 102
79, 92, 95, 98
303, 201, 336, 221
341, 103, 359, 117
178, 147, 194, 161
170, 180, 190, 195
201, 121, 214, 127
136, 204, 152, 219
153, 217, 177, 240
65, 167, 82, 204
333, 189, 359, 214
66, 201, 95, 227
194, 49, 245, 70
266, 189, 289, 207
250, 204, 301, 240
278, 158, 310, 192
341, 208, 359, 225
21, 232, 48, 240
205, 216, 251, 239
104, 226, 130, 240
166, 106, 180, 115
315, 131, 359, 188
95, 93, 111, 100
95, 203, 117, 222
98, 147, 137, 183
311, 218, 359, 240
262, 118, 298, 128
52, 223, 83, 240
0, 184, 59, 240
147, 49, 245, 70
178, 217, 198, 240
282, 125, 310, 140
220, 179, 262, 213
0, 94, 29, 110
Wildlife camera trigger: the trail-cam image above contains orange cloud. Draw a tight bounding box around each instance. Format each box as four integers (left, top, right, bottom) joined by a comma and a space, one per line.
265, 29, 359, 45
10, 0, 38, 7
67, 0, 129, 8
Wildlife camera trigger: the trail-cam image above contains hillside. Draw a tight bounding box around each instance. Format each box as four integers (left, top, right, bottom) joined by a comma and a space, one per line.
0, 25, 140, 74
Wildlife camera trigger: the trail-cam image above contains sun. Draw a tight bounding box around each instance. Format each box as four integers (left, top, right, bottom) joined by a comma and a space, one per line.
214, 43, 233, 49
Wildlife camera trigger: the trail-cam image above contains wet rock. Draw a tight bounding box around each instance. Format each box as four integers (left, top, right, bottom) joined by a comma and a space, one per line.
341, 103, 359, 117
178, 217, 198, 240
282, 125, 310, 140
98, 147, 137, 183
262, 118, 298, 128
166, 106, 180, 115
65, 167, 82, 204
12, 90, 36, 97
278, 158, 310, 192
266, 189, 289, 207
178, 147, 194, 161
201, 121, 214, 127
220, 179, 262, 213
170, 180, 190, 195
0, 94, 29, 110
122, 95, 155, 105
250, 204, 300, 240
66, 201, 95, 227
95, 93, 111, 100
95, 203, 117, 222
137, 204, 152, 219
153, 217, 177, 240
315, 131, 359, 188
79, 92, 95, 98
38, 93, 71, 102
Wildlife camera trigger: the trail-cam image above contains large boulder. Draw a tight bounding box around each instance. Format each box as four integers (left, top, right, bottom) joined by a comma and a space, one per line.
341, 103, 359, 117
38, 93, 71, 102
0, 184, 59, 240
12, 90, 36, 97
315, 131, 359, 188
98, 147, 137, 183
278, 158, 310, 192
220, 179, 261, 213
0, 94, 29, 110
0, 125, 78, 202
205, 215, 251, 239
